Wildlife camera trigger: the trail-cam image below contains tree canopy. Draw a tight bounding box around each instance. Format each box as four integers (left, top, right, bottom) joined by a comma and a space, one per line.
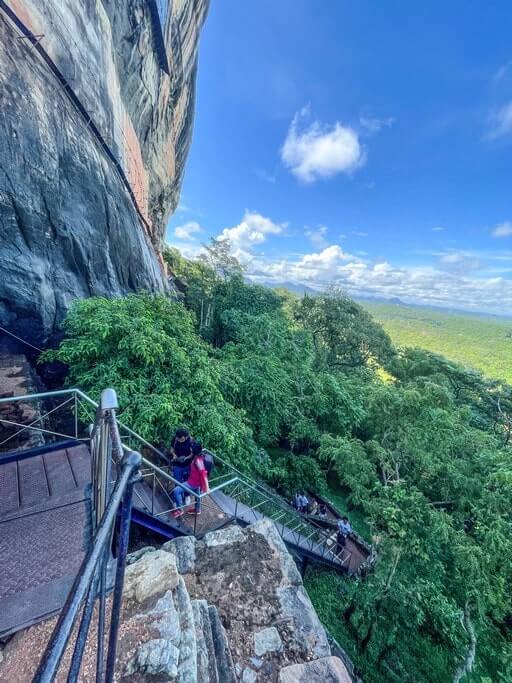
46, 246, 512, 683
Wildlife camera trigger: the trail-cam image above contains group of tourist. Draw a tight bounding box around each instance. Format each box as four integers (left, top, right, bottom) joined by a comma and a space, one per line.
291, 490, 353, 557
167, 431, 354, 557
168, 428, 211, 518
291, 491, 328, 518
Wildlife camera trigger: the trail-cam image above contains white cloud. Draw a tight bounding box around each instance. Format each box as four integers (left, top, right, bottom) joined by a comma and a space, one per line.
438, 251, 481, 274
492, 221, 512, 238
219, 211, 287, 262
305, 225, 328, 249
359, 115, 395, 134
432, 226, 445, 232
245, 247, 512, 315
174, 221, 201, 241
487, 101, 512, 139
176, 203, 191, 213
281, 107, 364, 183
299, 245, 352, 272
352, 230, 368, 237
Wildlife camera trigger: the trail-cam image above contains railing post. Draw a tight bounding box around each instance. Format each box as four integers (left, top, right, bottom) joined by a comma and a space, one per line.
91, 389, 118, 530
74, 391, 78, 440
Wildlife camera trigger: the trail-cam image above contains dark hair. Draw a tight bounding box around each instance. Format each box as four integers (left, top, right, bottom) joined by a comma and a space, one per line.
175, 428, 190, 439
191, 441, 202, 456
342, 516, 349, 522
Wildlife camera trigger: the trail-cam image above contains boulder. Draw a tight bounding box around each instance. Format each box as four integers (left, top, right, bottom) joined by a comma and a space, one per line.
203, 525, 246, 548
124, 549, 179, 604
277, 585, 331, 659
163, 536, 197, 574
278, 656, 352, 683
126, 638, 179, 678
254, 627, 283, 657
192, 599, 219, 683
250, 519, 302, 587
126, 545, 156, 566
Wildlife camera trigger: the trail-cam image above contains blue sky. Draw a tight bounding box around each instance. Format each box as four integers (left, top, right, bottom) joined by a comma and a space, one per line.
167, 0, 512, 314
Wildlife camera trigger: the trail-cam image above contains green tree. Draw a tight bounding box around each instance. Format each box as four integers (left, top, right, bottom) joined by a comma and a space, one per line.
296, 288, 395, 369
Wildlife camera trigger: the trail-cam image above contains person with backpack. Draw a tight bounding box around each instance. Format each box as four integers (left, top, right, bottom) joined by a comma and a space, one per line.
172, 441, 210, 517
170, 428, 194, 483
201, 447, 215, 476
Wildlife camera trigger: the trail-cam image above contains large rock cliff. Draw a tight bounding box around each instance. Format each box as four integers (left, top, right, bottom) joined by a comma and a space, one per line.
0, 0, 208, 346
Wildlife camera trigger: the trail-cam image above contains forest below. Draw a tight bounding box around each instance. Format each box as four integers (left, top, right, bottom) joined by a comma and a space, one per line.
361, 301, 512, 384
44, 242, 512, 683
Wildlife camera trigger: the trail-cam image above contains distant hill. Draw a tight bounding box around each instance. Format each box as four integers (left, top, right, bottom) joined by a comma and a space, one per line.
360, 300, 512, 383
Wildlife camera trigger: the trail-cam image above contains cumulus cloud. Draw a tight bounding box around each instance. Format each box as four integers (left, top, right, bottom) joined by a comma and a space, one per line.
174, 221, 201, 240
487, 101, 512, 139
305, 225, 328, 249
218, 211, 287, 261
245, 246, 512, 315
492, 221, 512, 238
281, 107, 364, 183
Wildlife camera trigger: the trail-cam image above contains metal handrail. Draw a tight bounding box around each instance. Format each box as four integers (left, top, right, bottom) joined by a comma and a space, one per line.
0, 388, 351, 569
32, 451, 141, 683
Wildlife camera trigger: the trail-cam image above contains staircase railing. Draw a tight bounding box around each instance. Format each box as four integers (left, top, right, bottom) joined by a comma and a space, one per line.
0, 388, 351, 569
32, 388, 142, 682
32, 450, 141, 683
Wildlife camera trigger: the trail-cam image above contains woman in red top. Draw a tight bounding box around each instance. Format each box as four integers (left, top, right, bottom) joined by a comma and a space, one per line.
172, 442, 209, 516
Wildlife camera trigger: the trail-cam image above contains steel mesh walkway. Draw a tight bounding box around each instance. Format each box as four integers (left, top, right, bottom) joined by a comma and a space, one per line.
0, 443, 92, 637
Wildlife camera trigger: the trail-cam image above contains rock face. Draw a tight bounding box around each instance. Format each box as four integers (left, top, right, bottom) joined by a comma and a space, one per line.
0, 520, 352, 681
170, 519, 349, 682
0, 0, 209, 345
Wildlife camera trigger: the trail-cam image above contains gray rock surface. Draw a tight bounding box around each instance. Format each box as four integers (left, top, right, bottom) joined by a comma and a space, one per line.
184, 520, 334, 681
277, 585, 331, 659
208, 604, 237, 683
278, 656, 352, 683
126, 545, 156, 566
192, 599, 219, 683
164, 535, 197, 574
204, 525, 246, 547
124, 548, 179, 604
0, 0, 209, 345
242, 668, 257, 683
251, 519, 303, 587
176, 576, 198, 683
126, 637, 179, 678
254, 626, 283, 657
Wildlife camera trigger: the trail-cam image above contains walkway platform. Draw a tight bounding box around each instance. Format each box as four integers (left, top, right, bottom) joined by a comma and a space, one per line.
0, 435, 368, 638
0, 443, 92, 638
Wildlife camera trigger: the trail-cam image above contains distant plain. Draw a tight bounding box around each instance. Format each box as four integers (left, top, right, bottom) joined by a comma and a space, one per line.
360, 301, 512, 383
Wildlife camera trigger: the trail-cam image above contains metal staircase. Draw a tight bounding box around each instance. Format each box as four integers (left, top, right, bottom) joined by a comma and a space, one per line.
0, 388, 356, 574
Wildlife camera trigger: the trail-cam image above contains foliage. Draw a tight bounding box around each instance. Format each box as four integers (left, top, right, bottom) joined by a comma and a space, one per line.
297, 289, 395, 369
362, 300, 512, 383
46, 246, 512, 682
42, 294, 257, 469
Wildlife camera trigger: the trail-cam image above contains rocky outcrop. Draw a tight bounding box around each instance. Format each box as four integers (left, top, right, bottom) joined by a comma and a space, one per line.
163, 520, 350, 682
278, 657, 352, 683
0, 520, 352, 681
0, 0, 208, 346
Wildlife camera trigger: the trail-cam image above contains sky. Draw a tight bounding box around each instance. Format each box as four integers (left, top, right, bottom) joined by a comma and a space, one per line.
167, 0, 512, 315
